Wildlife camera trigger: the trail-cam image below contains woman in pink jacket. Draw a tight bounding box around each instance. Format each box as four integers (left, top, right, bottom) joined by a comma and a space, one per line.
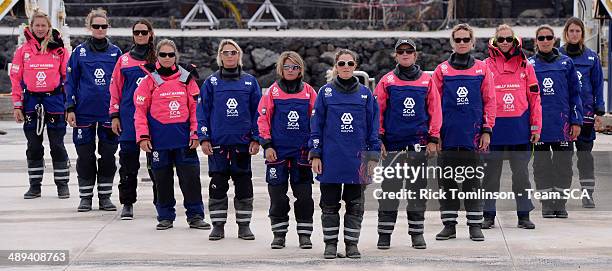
10, 10, 70, 199
482, 24, 542, 230
133, 39, 209, 230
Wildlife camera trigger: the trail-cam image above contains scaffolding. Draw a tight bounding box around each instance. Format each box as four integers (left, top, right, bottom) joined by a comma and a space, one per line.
247, 0, 288, 31
180, 0, 220, 30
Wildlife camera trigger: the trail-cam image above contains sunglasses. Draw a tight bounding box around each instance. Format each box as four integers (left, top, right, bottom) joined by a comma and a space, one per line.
133, 30, 149, 36
222, 50, 238, 56
537, 35, 555, 41
91, 24, 108, 30
496, 36, 514, 43
158, 52, 176, 58
454, 37, 471, 44
337, 60, 355, 67
283, 64, 301, 71
396, 49, 416, 55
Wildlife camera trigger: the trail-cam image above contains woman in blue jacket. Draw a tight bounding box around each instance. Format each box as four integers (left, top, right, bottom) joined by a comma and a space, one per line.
560, 17, 605, 208
65, 9, 121, 212
197, 39, 261, 241
529, 25, 583, 219
310, 49, 380, 259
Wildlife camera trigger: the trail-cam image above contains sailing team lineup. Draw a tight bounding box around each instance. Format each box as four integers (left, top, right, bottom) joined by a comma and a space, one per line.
8, 5, 605, 259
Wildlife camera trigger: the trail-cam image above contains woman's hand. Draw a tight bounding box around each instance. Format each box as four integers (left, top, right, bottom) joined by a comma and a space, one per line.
66, 112, 76, 127
249, 141, 260, 155
111, 118, 122, 136
265, 148, 277, 162
189, 139, 199, 149
200, 141, 213, 155
13, 109, 24, 123
479, 133, 490, 151
312, 158, 322, 174
139, 139, 152, 153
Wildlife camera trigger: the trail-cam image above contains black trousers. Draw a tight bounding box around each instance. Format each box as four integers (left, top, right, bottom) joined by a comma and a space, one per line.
377, 151, 427, 236
575, 139, 595, 196
152, 148, 204, 222
482, 144, 534, 217
320, 183, 365, 244
24, 127, 69, 187
117, 141, 157, 205
533, 142, 574, 209
268, 160, 314, 236
437, 150, 483, 226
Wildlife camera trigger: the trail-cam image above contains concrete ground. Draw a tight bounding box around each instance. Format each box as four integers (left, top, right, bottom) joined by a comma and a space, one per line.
0, 120, 612, 271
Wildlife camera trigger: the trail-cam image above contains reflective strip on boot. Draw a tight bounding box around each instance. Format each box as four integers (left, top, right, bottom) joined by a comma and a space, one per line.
271, 221, 289, 233
408, 219, 425, 234
440, 211, 458, 224
235, 198, 253, 224
344, 227, 361, 242
580, 179, 595, 190
209, 209, 227, 223
97, 182, 113, 196
466, 211, 484, 225
323, 227, 339, 240
377, 220, 395, 234
79, 182, 94, 198
53, 163, 70, 183
296, 222, 313, 236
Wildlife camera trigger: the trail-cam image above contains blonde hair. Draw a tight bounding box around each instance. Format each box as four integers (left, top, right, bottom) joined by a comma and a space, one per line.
156, 39, 179, 63
85, 8, 109, 29
275, 51, 305, 79
216, 39, 243, 68
495, 24, 514, 37
331, 49, 358, 77
29, 9, 53, 52
450, 23, 474, 47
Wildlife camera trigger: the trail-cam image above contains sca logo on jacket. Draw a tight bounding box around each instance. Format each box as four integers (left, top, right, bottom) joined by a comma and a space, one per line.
94, 68, 106, 86
269, 167, 277, 179
340, 113, 354, 133
503, 93, 515, 112
542, 78, 555, 95
287, 110, 300, 130
169, 100, 181, 118
226, 98, 238, 117
36, 71, 47, 87
324, 87, 333, 97
456, 86, 469, 105
403, 97, 416, 117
